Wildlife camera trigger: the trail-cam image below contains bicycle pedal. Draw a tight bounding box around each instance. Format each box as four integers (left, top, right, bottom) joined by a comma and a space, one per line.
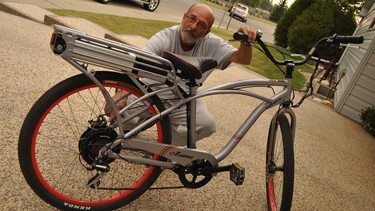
230, 163, 245, 186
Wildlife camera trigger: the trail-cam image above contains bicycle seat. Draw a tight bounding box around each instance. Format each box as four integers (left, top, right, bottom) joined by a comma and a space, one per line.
162, 51, 218, 80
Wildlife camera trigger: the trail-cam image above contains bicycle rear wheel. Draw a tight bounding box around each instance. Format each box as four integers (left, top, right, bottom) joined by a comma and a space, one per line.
266, 113, 294, 211
18, 71, 171, 210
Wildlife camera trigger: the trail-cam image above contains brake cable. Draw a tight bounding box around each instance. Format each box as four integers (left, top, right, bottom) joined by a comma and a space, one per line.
292, 57, 321, 108
251, 42, 286, 75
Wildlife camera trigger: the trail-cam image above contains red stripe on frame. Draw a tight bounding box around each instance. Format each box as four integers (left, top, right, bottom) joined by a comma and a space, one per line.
160, 146, 175, 157
232, 134, 243, 141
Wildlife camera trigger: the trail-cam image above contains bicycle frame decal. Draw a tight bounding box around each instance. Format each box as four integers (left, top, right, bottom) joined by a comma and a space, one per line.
169, 151, 194, 159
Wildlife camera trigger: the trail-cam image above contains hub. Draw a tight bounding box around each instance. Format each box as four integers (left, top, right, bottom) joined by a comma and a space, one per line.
79, 116, 120, 165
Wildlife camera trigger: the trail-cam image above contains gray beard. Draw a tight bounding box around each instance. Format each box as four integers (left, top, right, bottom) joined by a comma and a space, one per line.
180, 30, 196, 45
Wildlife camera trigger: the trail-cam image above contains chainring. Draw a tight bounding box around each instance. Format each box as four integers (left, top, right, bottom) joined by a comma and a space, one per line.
178, 159, 213, 189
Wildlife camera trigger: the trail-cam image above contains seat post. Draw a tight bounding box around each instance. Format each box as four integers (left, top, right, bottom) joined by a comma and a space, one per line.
186, 80, 198, 148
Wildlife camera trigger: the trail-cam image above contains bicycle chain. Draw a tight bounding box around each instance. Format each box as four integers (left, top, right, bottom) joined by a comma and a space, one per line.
91, 185, 186, 191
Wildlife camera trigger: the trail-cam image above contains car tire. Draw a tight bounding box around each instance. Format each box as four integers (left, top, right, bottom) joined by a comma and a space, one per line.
143, 0, 160, 11
99, 0, 110, 4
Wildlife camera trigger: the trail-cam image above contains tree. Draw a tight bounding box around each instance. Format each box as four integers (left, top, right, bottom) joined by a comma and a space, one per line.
287, 0, 357, 59
335, 0, 366, 14
269, 0, 288, 22
274, 0, 316, 47
260, 0, 274, 12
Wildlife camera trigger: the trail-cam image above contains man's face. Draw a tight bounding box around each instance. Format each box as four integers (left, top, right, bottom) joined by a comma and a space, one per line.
180, 6, 213, 45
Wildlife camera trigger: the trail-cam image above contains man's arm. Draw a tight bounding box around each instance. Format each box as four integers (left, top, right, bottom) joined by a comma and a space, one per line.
230, 42, 253, 64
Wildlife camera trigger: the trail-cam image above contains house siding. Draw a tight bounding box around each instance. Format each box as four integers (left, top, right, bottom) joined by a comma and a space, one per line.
334, 1, 375, 123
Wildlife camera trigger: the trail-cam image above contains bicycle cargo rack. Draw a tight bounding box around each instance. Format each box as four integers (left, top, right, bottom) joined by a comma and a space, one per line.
50, 24, 174, 82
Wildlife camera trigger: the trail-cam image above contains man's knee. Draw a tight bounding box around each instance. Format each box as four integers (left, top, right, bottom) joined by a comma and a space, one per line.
196, 113, 216, 139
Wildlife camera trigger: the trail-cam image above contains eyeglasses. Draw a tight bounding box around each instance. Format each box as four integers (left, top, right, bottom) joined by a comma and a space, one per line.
184, 14, 209, 31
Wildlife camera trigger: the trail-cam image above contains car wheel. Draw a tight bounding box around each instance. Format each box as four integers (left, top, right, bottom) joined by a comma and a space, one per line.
99, 0, 110, 4
143, 0, 160, 11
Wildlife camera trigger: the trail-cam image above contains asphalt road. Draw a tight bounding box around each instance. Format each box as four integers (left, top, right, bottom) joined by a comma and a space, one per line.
0, 0, 276, 42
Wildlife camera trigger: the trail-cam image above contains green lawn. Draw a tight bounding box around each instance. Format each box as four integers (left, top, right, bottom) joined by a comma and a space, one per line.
49, 9, 311, 89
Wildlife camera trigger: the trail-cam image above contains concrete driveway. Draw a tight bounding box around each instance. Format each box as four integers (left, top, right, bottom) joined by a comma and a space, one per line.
0, 3, 374, 211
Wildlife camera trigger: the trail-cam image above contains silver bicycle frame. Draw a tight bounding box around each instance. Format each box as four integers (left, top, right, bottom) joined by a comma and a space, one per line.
50, 25, 296, 168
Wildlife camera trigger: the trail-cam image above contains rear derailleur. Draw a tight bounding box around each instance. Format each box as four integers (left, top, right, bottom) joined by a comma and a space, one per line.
78, 115, 121, 188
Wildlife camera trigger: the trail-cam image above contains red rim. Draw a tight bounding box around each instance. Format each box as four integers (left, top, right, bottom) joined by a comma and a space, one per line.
267, 173, 277, 211
30, 83, 162, 206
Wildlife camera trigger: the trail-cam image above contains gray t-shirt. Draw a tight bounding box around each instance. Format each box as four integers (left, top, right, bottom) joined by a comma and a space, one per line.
144, 25, 236, 70
142, 25, 237, 97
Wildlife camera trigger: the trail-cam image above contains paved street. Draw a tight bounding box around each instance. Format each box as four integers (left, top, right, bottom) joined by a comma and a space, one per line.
0, 0, 276, 42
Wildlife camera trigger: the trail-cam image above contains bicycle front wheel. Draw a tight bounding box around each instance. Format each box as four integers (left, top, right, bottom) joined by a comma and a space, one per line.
266, 113, 294, 211
18, 71, 171, 210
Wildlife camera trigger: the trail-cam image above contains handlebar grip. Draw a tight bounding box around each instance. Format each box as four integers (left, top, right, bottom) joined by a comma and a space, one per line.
233, 32, 247, 42
233, 30, 263, 42
333, 35, 364, 44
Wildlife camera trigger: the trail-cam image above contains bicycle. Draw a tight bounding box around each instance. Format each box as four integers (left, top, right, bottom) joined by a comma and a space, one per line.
18, 24, 363, 211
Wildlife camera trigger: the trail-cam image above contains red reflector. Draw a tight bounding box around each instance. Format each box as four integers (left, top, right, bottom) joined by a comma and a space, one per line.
50, 33, 56, 45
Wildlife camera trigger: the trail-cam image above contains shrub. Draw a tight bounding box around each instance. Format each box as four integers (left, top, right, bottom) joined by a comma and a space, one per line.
274, 0, 316, 47
286, 0, 356, 60
287, 0, 334, 54
361, 106, 375, 136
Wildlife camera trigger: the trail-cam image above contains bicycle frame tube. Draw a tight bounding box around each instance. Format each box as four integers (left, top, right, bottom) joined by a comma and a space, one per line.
197, 79, 293, 162
215, 101, 270, 161
57, 26, 296, 166
67, 52, 294, 167
106, 77, 293, 166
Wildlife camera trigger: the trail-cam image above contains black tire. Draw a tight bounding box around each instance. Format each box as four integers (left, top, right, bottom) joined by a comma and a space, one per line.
18, 72, 171, 210
99, 0, 110, 4
143, 0, 159, 11
266, 113, 294, 211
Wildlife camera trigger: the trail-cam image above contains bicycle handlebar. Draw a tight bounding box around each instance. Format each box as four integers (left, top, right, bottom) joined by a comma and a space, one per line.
233, 31, 364, 66
331, 34, 364, 44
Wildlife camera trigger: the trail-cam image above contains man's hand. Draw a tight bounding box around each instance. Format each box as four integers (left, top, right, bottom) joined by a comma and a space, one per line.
238, 25, 256, 42
104, 91, 128, 122
230, 25, 256, 65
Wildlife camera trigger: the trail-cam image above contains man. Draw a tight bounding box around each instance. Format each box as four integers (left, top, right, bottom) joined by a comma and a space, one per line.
105, 3, 256, 146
